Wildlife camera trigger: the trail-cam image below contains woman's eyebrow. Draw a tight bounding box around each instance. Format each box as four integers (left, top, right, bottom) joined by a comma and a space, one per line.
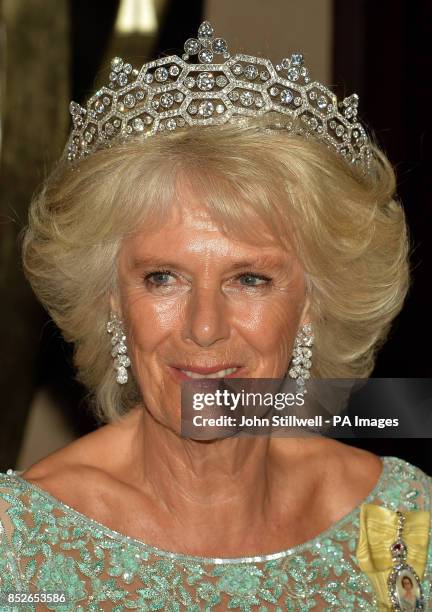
130, 256, 181, 270
228, 256, 289, 270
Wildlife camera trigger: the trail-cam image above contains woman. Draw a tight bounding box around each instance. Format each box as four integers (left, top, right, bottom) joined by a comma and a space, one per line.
399, 575, 422, 611
0, 20, 430, 611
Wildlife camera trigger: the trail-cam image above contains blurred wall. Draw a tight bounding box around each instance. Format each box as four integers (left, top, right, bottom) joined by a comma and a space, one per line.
207, 0, 333, 83
0, 0, 69, 470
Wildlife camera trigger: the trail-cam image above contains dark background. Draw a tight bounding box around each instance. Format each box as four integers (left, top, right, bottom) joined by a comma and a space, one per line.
333, 0, 431, 468
0, 0, 430, 472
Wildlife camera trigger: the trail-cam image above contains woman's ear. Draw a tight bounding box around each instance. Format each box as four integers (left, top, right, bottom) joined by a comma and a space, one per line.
109, 293, 121, 316
300, 295, 311, 327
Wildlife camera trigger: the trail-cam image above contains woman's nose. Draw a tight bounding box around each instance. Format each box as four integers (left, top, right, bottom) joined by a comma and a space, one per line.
181, 285, 231, 347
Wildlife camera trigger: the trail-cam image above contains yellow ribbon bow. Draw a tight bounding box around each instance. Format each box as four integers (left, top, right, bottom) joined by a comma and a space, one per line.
356, 504, 430, 610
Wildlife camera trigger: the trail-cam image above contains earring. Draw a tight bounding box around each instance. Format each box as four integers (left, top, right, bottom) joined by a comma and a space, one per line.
107, 312, 131, 385
288, 323, 314, 393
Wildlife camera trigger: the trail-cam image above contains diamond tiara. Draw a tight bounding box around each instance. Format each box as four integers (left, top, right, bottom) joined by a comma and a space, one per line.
66, 20, 372, 172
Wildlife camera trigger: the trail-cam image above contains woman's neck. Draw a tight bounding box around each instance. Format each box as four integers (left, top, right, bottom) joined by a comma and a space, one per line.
110, 406, 328, 550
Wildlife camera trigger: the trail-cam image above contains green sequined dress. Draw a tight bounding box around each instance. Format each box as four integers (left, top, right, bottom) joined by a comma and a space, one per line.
0, 456, 431, 611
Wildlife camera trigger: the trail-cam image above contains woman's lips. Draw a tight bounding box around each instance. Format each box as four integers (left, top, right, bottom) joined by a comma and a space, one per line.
168, 365, 245, 383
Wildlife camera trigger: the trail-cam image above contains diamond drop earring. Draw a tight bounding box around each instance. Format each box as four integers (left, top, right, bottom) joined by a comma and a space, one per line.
107, 312, 131, 385
288, 323, 314, 393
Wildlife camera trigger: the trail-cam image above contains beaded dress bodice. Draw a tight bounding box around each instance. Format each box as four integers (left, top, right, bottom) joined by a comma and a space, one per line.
0, 456, 431, 611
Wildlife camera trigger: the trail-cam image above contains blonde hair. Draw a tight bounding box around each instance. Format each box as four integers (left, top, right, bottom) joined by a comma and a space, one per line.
21, 115, 410, 424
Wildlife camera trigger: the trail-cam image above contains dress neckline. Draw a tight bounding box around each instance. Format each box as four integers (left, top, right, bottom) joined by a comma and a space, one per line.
6, 456, 392, 565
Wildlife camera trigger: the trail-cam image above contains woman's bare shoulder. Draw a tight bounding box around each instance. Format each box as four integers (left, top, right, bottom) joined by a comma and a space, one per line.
272, 437, 383, 521
19, 423, 123, 514
311, 439, 383, 519
20, 409, 136, 482
17, 415, 155, 536
274, 437, 383, 482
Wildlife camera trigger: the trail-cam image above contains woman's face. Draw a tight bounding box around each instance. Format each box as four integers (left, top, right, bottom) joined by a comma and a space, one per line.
402, 577, 413, 591
113, 185, 309, 431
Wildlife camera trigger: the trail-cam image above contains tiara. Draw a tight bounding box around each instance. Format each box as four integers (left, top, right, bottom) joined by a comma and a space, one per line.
66, 20, 372, 172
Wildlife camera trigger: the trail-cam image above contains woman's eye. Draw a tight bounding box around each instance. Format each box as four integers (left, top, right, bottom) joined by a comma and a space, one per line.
237, 273, 271, 287
144, 271, 175, 286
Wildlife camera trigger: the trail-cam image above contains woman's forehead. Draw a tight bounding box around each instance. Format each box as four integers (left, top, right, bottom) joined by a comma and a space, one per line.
124, 203, 287, 255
